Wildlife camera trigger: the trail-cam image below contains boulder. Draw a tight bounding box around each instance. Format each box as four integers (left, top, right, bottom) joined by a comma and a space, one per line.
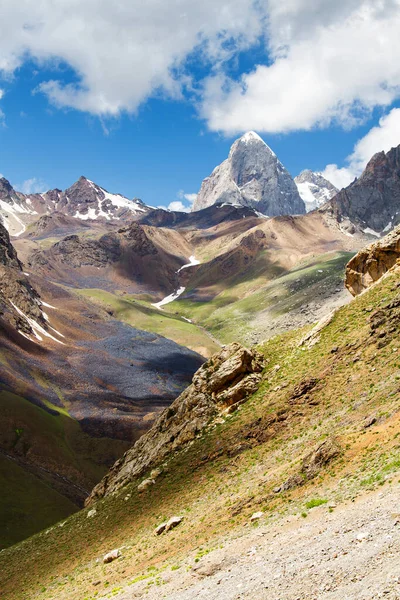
155, 516, 183, 535
250, 511, 264, 522
345, 226, 400, 296
137, 478, 155, 493
165, 516, 183, 532
103, 549, 120, 564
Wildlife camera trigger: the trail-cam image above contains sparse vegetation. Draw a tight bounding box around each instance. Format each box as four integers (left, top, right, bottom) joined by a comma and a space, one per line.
1, 268, 400, 600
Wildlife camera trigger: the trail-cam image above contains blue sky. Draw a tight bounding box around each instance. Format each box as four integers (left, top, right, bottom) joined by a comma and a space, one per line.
1, 1, 400, 209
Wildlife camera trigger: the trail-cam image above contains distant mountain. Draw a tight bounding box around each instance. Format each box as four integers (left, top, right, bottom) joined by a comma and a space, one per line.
192, 131, 306, 216
0, 175, 149, 237
295, 170, 338, 212
323, 145, 400, 234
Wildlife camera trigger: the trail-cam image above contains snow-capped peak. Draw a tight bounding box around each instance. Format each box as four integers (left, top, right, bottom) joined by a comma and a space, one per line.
294, 170, 338, 212
240, 131, 265, 144
193, 131, 305, 215
236, 131, 277, 158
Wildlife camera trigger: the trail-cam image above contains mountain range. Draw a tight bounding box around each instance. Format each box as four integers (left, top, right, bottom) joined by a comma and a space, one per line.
1, 131, 400, 552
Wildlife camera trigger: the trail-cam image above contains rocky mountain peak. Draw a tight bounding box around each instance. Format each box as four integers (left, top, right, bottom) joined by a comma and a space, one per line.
192, 132, 305, 216
323, 144, 400, 234
0, 177, 16, 199
295, 170, 338, 212
64, 176, 103, 205
233, 130, 270, 148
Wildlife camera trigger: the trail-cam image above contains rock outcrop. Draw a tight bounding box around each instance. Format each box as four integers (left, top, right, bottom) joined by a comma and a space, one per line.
294, 170, 338, 212
0, 222, 46, 335
86, 343, 265, 505
324, 144, 400, 233
192, 132, 305, 217
345, 225, 400, 296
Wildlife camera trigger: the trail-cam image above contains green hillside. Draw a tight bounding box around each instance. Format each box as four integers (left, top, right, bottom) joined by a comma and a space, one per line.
1, 266, 399, 600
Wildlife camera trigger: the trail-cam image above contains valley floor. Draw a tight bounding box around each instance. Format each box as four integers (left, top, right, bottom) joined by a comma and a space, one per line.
111, 481, 400, 600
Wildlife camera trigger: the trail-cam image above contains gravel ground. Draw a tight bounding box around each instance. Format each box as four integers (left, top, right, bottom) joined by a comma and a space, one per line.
112, 482, 400, 600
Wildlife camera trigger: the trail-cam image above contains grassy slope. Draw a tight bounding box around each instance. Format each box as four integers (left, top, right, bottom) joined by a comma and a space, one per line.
75, 288, 220, 357
167, 251, 355, 343
0, 390, 128, 549
1, 268, 400, 600
0, 454, 77, 548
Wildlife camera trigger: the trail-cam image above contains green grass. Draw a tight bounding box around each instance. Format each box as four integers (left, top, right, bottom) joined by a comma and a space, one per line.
0, 389, 128, 548
305, 498, 328, 509
165, 251, 355, 344
1, 268, 400, 600
0, 454, 77, 548
75, 288, 219, 357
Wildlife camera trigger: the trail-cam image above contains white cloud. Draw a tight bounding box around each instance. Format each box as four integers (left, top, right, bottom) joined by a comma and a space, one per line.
0, 89, 4, 126
16, 177, 48, 194
1, 0, 399, 143
202, 0, 400, 134
168, 201, 190, 212
183, 192, 197, 203
322, 108, 400, 188
167, 190, 197, 212
0, 0, 264, 116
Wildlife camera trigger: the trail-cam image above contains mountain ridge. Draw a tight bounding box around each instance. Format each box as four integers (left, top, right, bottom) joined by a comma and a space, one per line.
0, 175, 149, 237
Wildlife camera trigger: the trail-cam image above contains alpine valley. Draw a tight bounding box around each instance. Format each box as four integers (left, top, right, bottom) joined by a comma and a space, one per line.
1, 132, 400, 600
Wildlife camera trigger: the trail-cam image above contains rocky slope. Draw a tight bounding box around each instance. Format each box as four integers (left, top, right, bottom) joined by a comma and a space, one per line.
0, 221, 48, 337
87, 342, 265, 504
345, 224, 400, 295
27, 221, 184, 294
192, 132, 305, 216
323, 144, 400, 234
2, 245, 400, 600
295, 169, 338, 212
0, 175, 148, 236
0, 225, 206, 547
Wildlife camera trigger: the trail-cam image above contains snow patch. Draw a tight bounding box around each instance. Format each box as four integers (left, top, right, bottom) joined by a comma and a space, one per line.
41, 301, 57, 309
363, 227, 381, 238
239, 131, 275, 155
10, 302, 65, 345
177, 255, 200, 273
151, 287, 186, 310
383, 221, 393, 233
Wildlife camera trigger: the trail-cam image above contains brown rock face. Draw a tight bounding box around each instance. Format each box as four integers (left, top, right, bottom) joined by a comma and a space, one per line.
86, 342, 265, 505
345, 226, 400, 296
0, 222, 45, 333
324, 145, 400, 233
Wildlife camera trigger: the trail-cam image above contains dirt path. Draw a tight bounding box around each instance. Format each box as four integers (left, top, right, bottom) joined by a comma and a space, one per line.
111, 481, 400, 600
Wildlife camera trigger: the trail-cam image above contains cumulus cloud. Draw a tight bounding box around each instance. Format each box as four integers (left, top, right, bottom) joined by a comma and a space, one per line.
168, 201, 189, 212
202, 0, 400, 134
0, 0, 263, 116
16, 177, 48, 194
1, 0, 399, 141
182, 193, 198, 203
167, 190, 197, 212
322, 108, 400, 188
0, 89, 4, 126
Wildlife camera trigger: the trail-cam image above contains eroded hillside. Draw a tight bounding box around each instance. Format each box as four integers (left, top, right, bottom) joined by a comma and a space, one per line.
1, 247, 399, 600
